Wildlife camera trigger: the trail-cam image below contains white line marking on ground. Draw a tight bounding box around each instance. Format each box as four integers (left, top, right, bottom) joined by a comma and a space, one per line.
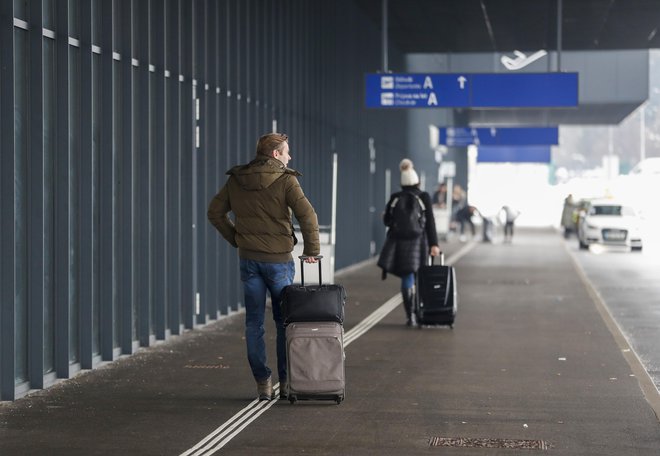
188, 398, 279, 454
180, 242, 477, 455
179, 399, 264, 456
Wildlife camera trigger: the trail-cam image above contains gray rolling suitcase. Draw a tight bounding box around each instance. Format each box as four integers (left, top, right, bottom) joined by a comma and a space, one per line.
285, 321, 345, 404
284, 256, 346, 404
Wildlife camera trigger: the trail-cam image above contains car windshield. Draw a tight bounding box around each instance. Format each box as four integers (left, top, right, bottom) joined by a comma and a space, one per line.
590, 205, 635, 216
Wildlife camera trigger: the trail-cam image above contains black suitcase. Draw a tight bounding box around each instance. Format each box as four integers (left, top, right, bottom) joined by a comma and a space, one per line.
415, 253, 457, 327
281, 256, 346, 325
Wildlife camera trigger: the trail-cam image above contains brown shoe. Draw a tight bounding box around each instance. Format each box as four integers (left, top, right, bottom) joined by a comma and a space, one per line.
256, 377, 273, 401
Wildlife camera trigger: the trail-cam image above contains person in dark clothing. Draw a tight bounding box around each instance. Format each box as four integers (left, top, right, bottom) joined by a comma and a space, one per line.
456, 204, 477, 241
560, 194, 576, 238
450, 184, 466, 234
377, 159, 441, 326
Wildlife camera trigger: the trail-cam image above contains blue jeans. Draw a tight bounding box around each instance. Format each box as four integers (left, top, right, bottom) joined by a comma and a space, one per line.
240, 259, 295, 382
401, 272, 415, 293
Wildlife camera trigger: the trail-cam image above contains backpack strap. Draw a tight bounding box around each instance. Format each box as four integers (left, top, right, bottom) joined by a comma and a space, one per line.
415, 194, 426, 212
389, 193, 426, 212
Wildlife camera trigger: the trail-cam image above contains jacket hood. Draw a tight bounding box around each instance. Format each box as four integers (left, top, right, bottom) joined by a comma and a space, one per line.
227, 157, 301, 191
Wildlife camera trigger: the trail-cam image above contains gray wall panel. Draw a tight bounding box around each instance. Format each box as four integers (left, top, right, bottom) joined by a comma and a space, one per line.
27, 0, 45, 389
79, 0, 94, 369
150, 0, 167, 339
134, 0, 150, 346
165, 0, 182, 335
1, 0, 16, 400
98, 0, 114, 362
54, 0, 72, 377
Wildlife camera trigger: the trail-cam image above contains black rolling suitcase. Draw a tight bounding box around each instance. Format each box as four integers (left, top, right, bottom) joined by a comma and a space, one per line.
281, 256, 345, 325
281, 256, 346, 404
415, 253, 457, 328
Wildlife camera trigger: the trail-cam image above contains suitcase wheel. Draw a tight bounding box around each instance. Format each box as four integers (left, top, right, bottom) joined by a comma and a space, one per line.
289, 395, 297, 404
335, 395, 343, 405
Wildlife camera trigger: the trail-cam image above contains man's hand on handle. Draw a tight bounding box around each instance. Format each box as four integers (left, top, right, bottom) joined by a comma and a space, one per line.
430, 245, 441, 257
301, 255, 320, 264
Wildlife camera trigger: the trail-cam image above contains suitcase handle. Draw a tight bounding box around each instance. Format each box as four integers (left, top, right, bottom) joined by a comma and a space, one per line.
428, 252, 445, 266
299, 255, 324, 286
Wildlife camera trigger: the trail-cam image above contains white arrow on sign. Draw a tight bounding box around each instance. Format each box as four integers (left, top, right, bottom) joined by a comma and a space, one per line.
457, 76, 467, 89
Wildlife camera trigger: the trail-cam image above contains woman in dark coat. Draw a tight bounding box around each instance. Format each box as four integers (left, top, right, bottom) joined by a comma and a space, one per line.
378, 159, 441, 326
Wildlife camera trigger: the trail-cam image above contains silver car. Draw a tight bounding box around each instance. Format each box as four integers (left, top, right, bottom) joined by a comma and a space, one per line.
577, 199, 643, 251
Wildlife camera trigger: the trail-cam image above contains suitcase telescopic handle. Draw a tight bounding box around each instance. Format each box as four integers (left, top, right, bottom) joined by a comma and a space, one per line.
299, 255, 324, 286
428, 252, 445, 266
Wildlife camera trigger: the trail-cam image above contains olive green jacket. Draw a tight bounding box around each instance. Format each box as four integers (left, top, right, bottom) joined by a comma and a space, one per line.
207, 156, 320, 263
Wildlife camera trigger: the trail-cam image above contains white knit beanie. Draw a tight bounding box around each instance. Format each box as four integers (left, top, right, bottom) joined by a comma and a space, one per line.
400, 158, 420, 186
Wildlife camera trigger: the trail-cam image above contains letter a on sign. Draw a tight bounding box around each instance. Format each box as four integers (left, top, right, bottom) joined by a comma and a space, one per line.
428, 92, 438, 106
423, 76, 434, 89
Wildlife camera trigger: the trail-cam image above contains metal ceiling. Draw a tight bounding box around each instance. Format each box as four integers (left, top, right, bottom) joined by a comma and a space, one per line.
353, 0, 660, 54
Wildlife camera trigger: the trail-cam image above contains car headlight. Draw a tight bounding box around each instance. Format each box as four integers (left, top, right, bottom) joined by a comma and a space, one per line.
586, 224, 598, 230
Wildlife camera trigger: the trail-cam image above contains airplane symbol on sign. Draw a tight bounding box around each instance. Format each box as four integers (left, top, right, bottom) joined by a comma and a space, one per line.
501, 50, 548, 71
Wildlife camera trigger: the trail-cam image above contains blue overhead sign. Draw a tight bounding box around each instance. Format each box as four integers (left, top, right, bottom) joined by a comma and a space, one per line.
477, 146, 552, 163
471, 73, 577, 107
439, 127, 558, 147
365, 73, 578, 108
365, 74, 470, 107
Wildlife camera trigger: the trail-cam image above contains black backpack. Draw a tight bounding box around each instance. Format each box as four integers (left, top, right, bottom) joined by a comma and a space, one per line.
387, 192, 426, 239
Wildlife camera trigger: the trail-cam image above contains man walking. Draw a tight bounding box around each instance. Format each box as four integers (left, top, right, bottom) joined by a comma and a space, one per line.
208, 133, 320, 401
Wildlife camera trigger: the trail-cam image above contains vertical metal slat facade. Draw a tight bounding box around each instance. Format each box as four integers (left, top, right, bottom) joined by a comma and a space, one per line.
0, 0, 408, 401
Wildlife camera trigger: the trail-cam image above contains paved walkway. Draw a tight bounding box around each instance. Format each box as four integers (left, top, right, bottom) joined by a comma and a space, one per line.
1, 229, 659, 455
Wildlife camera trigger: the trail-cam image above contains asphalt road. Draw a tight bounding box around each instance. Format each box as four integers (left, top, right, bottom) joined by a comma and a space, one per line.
567, 233, 660, 393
